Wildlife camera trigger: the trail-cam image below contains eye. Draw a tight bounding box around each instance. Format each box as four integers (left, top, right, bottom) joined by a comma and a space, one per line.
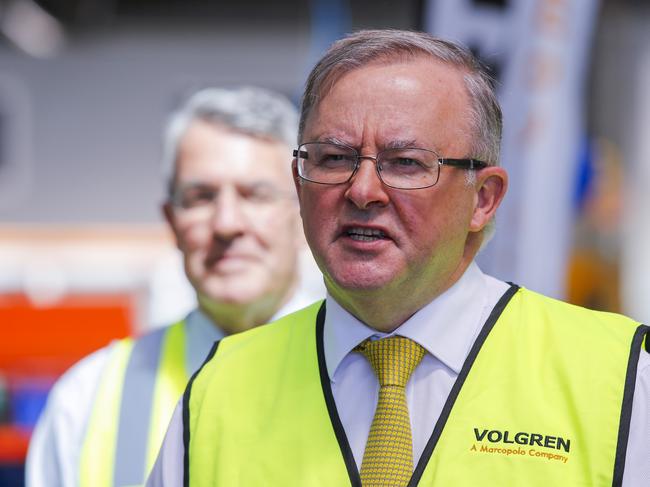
381, 149, 435, 173
240, 183, 280, 203
177, 186, 216, 208
317, 151, 355, 168
383, 155, 427, 172
394, 157, 423, 167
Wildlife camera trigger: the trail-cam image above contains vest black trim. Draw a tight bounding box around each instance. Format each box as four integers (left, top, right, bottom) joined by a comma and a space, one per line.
611, 323, 650, 487
408, 283, 520, 486
316, 302, 362, 487
183, 339, 220, 487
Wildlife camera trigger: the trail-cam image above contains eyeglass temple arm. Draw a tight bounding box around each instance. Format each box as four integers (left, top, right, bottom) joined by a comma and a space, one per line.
440, 158, 488, 169
293, 149, 309, 159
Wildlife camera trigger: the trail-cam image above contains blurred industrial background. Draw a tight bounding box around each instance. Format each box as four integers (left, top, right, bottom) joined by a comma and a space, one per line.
1, 0, 649, 484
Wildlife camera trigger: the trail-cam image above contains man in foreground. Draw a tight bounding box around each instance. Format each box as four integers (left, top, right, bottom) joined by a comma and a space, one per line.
148, 31, 650, 486
26, 86, 320, 486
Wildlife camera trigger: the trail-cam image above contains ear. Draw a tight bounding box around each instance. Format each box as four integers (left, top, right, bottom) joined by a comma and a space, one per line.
291, 158, 300, 188
292, 158, 304, 203
469, 166, 508, 232
162, 201, 182, 250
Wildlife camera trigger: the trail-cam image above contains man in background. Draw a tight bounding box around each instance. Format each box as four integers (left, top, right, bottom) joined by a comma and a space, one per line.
26, 86, 320, 486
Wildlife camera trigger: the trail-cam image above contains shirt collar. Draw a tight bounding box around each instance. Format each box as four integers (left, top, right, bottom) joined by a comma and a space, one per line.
184, 308, 226, 343
323, 262, 491, 380
182, 308, 226, 374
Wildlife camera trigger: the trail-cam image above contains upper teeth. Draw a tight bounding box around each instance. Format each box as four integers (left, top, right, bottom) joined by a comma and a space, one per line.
348, 227, 385, 237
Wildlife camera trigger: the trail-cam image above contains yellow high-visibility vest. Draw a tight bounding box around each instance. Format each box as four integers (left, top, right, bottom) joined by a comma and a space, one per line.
79, 320, 188, 487
186, 286, 649, 486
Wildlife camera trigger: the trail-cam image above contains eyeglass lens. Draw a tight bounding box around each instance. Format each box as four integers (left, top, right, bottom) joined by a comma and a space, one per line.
296, 142, 441, 190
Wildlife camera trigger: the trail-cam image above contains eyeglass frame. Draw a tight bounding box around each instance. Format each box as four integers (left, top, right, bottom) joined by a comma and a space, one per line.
292, 141, 488, 190
167, 181, 295, 215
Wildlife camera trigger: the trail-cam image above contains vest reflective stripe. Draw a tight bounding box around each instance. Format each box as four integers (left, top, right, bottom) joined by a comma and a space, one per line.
185, 289, 649, 486
79, 338, 134, 487
80, 321, 189, 487
146, 321, 187, 471
113, 328, 166, 486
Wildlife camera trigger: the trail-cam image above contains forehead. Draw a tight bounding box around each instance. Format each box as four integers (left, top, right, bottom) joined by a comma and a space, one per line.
175, 120, 291, 185
304, 58, 472, 154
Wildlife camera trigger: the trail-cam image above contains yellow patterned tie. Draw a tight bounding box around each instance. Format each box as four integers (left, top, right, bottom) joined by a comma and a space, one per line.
356, 336, 426, 487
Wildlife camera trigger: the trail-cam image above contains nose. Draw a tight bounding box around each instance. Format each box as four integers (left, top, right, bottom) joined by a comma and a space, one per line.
344, 157, 390, 209
209, 187, 247, 239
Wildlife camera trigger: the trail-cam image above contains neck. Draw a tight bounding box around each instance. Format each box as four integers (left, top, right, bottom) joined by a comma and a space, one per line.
197, 281, 296, 336
330, 242, 479, 333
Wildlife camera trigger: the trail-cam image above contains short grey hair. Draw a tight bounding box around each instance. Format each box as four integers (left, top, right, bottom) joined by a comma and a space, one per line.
299, 29, 502, 166
163, 86, 299, 194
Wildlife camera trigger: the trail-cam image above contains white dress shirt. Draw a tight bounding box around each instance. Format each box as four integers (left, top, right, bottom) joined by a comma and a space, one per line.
147, 263, 650, 486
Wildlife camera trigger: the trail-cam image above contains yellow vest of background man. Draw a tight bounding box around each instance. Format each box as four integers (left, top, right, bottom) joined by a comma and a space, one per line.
79, 321, 188, 487
185, 286, 649, 486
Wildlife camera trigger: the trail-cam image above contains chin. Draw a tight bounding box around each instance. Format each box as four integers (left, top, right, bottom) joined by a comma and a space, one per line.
324, 259, 399, 289
200, 280, 261, 307
326, 271, 395, 294
206, 291, 260, 308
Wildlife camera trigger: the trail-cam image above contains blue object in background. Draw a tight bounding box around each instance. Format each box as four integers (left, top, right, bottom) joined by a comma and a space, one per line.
295, 0, 352, 105
10, 379, 50, 430
574, 136, 595, 214
0, 465, 24, 487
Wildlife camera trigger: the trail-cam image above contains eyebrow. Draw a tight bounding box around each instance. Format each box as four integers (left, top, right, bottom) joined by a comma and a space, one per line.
174, 181, 213, 190
383, 139, 420, 150
316, 137, 425, 151
319, 135, 353, 147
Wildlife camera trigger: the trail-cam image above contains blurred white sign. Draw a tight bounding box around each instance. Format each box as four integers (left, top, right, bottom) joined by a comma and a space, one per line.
424, 0, 600, 298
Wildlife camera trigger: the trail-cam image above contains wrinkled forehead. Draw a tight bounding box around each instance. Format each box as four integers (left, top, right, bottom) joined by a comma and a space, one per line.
304, 53, 469, 120
313, 56, 468, 111
303, 58, 473, 153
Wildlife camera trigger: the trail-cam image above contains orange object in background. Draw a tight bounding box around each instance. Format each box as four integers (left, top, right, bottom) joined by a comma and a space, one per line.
0, 292, 137, 463
0, 293, 134, 376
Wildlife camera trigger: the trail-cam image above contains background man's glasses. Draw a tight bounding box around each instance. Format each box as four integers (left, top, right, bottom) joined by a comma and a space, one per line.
293, 142, 487, 190
169, 182, 292, 218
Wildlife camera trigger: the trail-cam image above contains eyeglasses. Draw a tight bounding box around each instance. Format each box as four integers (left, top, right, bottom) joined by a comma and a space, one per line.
293, 142, 487, 190
169, 182, 291, 216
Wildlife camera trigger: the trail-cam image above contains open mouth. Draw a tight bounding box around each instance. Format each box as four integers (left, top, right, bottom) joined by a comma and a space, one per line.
346, 227, 388, 242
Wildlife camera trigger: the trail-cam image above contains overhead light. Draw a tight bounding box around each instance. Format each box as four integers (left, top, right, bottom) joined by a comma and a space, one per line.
0, 0, 66, 58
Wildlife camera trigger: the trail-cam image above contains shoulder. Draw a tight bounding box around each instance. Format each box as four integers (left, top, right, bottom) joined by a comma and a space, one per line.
513, 287, 641, 329
26, 341, 121, 484
44, 341, 116, 411
501, 287, 645, 358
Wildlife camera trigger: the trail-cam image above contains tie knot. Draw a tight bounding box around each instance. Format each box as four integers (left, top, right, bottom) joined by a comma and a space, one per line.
356, 336, 425, 387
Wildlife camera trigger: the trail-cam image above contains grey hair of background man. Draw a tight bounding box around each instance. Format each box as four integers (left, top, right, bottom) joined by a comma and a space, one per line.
163, 86, 299, 195
298, 29, 502, 245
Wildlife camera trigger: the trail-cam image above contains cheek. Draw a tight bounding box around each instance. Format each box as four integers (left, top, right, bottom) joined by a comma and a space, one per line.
299, 190, 338, 234
265, 216, 300, 249
394, 194, 467, 246
301, 210, 331, 249
242, 208, 292, 249
177, 223, 211, 251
